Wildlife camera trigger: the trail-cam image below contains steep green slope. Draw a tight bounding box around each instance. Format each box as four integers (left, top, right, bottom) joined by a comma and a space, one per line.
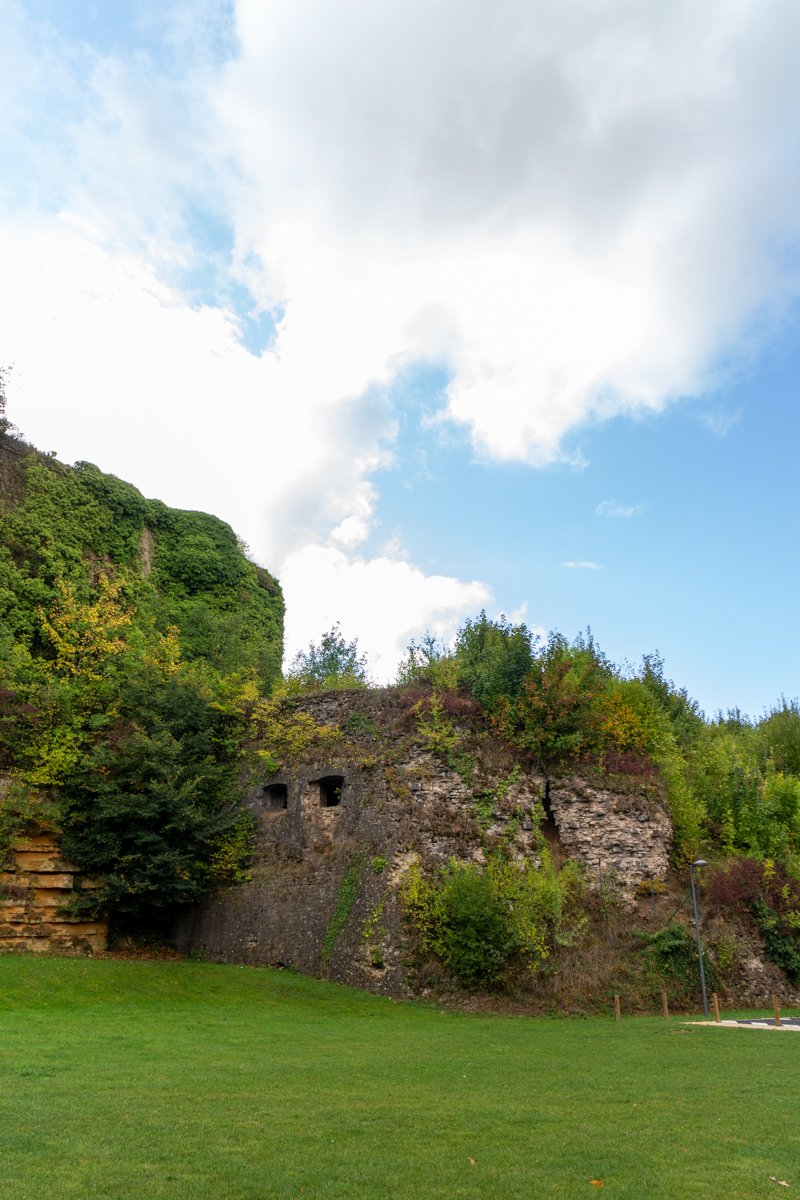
0, 435, 283, 685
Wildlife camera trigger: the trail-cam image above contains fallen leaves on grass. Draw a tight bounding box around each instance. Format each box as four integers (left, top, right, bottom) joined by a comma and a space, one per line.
590, 1182, 604, 1187
770, 1179, 790, 1187
468, 1158, 477, 1166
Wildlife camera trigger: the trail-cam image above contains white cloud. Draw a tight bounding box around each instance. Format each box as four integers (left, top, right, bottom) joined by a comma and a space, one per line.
596, 500, 649, 518
562, 561, 603, 569
698, 408, 742, 437
4, 0, 800, 672
330, 516, 371, 548
280, 543, 491, 677
216, 0, 800, 461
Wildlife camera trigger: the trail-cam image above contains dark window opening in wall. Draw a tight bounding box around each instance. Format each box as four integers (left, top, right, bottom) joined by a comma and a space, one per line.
319, 776, 344, 807
262, 783, 288, 810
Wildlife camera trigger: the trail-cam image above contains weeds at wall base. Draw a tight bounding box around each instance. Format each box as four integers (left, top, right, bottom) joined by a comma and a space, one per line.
404, 865, 796, 1017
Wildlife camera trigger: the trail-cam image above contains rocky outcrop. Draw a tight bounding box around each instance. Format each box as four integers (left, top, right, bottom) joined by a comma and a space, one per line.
729, 950, 800, 1008
548, 776, 671, 886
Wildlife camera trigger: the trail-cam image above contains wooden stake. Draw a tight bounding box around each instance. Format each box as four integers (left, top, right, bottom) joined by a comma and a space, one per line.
614, 994, 621, 1022
712, 992, 720, 1023
773, 995, 782, 1027
662, 990, 669, 1020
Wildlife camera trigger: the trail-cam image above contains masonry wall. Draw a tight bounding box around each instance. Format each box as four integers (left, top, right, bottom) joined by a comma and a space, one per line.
172, 689, 673, 996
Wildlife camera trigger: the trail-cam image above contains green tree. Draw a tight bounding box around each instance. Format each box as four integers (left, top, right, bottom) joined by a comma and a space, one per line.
285, 623, 370, 692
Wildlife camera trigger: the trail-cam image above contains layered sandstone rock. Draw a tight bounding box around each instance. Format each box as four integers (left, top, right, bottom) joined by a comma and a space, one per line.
0, 821, 107, 954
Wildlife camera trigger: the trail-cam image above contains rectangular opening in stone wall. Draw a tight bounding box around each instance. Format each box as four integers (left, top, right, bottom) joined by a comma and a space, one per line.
261, 783, 288, 810
318, 776, 344, 808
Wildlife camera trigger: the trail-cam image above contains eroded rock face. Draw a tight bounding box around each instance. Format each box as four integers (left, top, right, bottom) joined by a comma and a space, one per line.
547, 777, 672, 886
730, 951, 800, 1008
172, 690, 674, 995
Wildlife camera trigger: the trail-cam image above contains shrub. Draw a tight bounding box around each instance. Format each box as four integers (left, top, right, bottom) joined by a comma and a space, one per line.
285, 624, 370, 693
641, 924, 715, 993
707, 858, 800, 982
400, 849, 584, 991
395, 634, 460, 690
439, 863, 513, 988
492, 631, 611, 765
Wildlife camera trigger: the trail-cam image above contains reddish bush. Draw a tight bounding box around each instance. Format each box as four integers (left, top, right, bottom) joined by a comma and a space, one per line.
589, 749, 661, 780
707, 858, 800, 981
707, 858, 769, 910
708, 858, 800, 913
398, 687, 481, 724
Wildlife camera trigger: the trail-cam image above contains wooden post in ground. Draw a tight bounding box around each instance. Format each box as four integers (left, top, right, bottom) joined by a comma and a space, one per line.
614, 994, 621, 1022
712, 993, 720, 1023
773, 995, 782, 1027
662, 991, 669, 1020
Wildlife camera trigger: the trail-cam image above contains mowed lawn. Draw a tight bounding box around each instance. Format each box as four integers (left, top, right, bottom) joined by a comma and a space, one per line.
0, 958, 797, 1199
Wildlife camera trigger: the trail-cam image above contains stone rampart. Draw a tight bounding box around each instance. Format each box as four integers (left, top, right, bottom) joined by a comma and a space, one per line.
172, 690, 673, 995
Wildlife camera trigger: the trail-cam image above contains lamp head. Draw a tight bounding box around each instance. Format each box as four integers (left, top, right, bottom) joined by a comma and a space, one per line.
691, 859, 709, 868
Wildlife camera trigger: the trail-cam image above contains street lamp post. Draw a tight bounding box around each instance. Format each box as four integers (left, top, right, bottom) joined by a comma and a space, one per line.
690, 860, 709, 1019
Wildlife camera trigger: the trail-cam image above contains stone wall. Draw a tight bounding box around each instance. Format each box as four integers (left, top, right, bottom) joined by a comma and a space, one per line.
172, 689, 673, 995
0, 820, 107, 954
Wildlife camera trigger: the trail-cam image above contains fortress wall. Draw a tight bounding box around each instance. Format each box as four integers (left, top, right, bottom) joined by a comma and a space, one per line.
172, 690, 673, 996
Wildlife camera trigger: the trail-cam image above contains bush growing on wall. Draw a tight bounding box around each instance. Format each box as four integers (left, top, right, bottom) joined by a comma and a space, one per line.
400, 847, 584, 990
285, 623, 370, 693
640, 924, 716, 996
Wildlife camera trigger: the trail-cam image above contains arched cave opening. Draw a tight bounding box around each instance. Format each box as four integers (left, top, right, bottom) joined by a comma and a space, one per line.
318, 776, 345, 808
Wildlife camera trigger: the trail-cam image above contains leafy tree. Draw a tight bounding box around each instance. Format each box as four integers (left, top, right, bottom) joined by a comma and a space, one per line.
285, 623, 370, 692
58, 667, 247, 919
395, 633, 460, 690
758, 699, 800, 776
0, 438, 282, 921
638, 652, 704, 747
493, 630, 611, 766
453, 612, 537, 707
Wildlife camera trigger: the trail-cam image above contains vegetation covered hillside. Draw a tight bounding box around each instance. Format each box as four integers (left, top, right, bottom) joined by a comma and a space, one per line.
0, 378, 284, 921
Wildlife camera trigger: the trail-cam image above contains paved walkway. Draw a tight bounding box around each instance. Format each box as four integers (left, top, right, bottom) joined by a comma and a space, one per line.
687, 1017, 800, 1030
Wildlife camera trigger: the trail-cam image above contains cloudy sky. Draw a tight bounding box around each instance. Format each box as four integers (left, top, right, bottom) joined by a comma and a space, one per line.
3, 0, 800, 713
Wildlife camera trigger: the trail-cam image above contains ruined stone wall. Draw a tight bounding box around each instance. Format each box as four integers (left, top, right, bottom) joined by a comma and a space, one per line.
172, 689, 673, 995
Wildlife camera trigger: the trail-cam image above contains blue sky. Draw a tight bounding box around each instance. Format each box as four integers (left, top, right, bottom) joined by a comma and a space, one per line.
374, 344, 800, 714
3, 0, 800, 713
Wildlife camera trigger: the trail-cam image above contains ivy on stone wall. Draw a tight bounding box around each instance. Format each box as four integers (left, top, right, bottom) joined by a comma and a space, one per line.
321, 854, 367, 970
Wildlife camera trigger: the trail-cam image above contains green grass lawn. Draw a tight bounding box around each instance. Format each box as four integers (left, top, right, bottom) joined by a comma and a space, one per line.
0, 957, 797, 1199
